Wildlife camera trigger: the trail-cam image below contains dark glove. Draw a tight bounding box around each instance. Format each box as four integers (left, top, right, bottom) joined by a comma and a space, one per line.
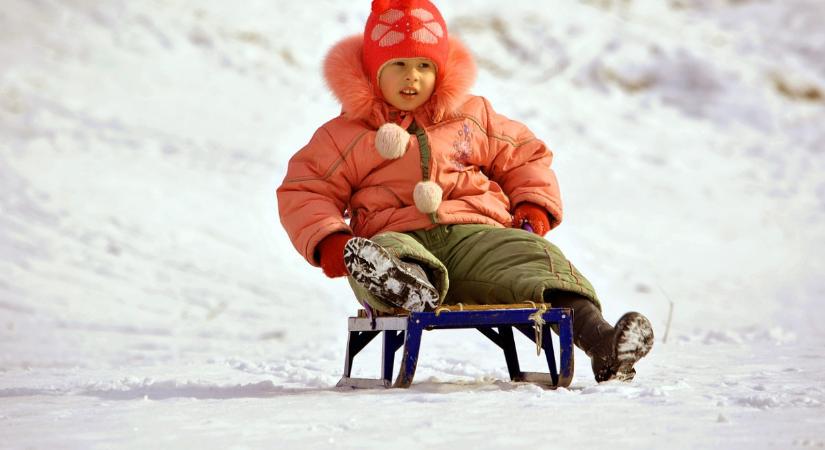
317, 233, 352, 278
513, 202, 551, 236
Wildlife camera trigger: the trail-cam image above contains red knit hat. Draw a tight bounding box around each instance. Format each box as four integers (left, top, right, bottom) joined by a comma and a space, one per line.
363, 0, 449, 93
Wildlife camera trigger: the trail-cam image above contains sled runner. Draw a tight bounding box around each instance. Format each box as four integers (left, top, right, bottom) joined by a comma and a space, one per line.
336, 303, 574, 389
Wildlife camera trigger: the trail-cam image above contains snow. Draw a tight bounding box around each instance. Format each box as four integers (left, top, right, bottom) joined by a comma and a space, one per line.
2, 0, 824, 448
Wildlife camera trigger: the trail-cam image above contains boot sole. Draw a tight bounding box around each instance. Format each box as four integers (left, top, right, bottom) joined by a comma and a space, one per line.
343, 237, 438, 312
611, 312, 655, 381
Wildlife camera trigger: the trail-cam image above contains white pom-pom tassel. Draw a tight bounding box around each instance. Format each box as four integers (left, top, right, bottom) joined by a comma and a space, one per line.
413, 180, 443, 214
375, 123, 410, 159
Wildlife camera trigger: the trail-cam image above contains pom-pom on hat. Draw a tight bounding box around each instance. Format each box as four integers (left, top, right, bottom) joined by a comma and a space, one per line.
363, 0, 449, 94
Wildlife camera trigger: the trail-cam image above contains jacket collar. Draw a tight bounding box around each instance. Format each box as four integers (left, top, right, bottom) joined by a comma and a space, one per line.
323, 34, 477, 128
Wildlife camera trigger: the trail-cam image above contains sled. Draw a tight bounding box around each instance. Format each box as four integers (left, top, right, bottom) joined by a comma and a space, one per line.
336, 303, 574, 389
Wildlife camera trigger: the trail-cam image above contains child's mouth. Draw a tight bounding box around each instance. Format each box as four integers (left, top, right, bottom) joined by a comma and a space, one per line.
400, 88, 418, 99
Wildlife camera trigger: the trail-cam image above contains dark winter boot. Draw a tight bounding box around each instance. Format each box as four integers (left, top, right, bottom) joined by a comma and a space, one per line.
551, 293, 654, 382
344, 237, 439, 312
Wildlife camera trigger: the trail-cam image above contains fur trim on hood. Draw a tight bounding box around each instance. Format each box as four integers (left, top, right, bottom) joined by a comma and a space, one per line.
323, 34, 477, 127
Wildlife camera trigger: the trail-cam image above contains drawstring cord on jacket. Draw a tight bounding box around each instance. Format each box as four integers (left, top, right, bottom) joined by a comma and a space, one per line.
408, 121, 439, 224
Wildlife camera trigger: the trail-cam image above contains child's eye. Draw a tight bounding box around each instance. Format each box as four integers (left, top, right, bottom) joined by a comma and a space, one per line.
394, 61, 406, 66
419, 63, 430, 69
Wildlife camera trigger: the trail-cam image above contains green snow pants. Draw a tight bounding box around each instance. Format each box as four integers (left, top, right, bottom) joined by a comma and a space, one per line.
347, 224, 600, 314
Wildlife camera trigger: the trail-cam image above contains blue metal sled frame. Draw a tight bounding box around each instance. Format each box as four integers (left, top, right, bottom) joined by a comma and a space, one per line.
336, 306, 574, 389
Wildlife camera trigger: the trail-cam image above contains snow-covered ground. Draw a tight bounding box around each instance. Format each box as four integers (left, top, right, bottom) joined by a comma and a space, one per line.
2, 0, 824, 448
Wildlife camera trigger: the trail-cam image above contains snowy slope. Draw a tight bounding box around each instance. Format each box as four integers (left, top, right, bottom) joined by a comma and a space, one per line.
1, 0, 824, 449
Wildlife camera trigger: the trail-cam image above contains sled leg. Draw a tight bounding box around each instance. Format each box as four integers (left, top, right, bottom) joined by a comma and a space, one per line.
498, 325, 523, 382
476, 326, 501, 347
382, 330, 405, 384
541, 323, 560, 387
513, 323, 563, 387
513, 310, 574, 388
394, 319, 424, 388
477, 326, 522, 382
557, 309, 574, 387
343, 330, 380, 378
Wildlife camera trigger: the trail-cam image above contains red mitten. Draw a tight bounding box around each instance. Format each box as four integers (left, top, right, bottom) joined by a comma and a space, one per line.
317, 233, 352, 278
513, 202, 551, 236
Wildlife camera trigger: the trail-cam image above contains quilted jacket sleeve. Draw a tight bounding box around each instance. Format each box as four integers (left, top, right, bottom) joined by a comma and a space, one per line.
276, 126, 355, 266
480, 97, 563, 229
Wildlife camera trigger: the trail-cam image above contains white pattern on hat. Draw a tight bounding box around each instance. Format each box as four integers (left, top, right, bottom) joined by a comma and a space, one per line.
372, 9, 407, 47
410, 8, 434, 21
371, 6, 443, 48
379, 31, 405, 47
371, 24, 391, 41
411, 28, 438, 44
424, 22, 443, 38
379, 9, 404, 23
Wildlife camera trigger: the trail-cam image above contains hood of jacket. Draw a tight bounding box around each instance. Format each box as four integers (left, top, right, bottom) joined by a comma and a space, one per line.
322, 34, 477, 128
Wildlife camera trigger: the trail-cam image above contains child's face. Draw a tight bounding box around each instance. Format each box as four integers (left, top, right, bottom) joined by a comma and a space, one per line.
378, 57, 436, 111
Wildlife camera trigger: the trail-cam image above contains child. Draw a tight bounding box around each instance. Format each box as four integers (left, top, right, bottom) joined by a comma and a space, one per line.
277, 0, 653, 382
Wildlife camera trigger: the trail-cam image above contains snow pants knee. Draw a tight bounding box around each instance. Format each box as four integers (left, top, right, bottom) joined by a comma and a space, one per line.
347, 224, 600, 314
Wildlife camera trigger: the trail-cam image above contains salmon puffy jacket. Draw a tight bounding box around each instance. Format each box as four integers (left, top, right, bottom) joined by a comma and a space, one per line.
277, 35, 562, 266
